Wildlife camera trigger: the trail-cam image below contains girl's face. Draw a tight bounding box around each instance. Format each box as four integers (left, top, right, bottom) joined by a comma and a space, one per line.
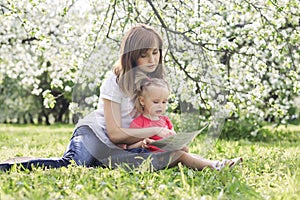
136, 48, 160, 74
139, 85, 169, 119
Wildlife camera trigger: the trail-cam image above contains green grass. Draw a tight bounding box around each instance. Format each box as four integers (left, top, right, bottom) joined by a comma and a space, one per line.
0, 124, 300, 200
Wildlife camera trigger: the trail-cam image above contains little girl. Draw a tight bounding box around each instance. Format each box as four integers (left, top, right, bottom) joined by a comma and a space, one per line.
126, 76, 173, 152
124, 75, 242, 170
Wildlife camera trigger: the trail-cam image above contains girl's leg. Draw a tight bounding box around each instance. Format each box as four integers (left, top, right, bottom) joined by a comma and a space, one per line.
170, 151, 215, 170
169, 151, 242, 170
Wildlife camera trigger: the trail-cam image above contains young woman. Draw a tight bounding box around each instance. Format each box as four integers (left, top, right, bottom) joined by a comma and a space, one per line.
0, 24, 241, 171
0, 24, 176, 171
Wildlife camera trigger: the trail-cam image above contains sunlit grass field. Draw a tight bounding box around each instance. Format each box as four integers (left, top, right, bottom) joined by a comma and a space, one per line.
0, 123, 299, 199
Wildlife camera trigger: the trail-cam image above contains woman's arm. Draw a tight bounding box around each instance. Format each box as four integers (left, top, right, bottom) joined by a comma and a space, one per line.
103, 99, 174, 144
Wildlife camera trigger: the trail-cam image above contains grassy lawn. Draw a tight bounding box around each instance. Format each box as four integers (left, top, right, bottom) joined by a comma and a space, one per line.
0, 123, 299, 200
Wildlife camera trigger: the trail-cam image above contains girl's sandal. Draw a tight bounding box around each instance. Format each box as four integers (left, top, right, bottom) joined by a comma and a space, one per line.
213, 157, 243, 171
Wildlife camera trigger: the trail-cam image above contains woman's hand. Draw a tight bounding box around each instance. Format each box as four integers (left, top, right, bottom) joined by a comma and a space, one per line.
156, 127, 175, 138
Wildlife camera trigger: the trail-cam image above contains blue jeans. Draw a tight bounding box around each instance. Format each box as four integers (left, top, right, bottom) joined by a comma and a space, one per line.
0, 126, 103, 171
0, 126, 174, 172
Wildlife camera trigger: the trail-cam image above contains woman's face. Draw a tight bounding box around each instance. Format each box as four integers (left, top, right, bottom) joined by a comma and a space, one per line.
136, 48, 160, 73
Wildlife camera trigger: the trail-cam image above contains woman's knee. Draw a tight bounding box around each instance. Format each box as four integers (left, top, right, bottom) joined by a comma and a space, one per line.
63, 127, 97, 166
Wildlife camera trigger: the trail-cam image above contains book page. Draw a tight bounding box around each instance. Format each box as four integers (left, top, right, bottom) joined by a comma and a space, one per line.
151, 123, 208, 151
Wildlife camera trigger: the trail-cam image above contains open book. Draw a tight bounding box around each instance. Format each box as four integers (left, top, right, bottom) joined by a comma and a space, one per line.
151, 123, 209, 151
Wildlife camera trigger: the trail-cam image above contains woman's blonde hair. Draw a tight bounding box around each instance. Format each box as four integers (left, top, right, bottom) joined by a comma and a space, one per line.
113, 24, 165, 96
133, 71, 170, 113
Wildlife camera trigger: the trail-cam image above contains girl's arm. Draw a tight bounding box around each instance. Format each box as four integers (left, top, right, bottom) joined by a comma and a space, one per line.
103, 99, 174, 144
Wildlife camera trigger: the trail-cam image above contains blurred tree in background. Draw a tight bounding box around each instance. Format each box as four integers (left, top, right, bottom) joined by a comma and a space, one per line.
0, 0, 299, 135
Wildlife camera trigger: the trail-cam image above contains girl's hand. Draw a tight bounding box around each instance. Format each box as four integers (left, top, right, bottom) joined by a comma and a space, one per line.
141, 138, 155, 148
156, 127, 175, 138
127, 138, 155, 149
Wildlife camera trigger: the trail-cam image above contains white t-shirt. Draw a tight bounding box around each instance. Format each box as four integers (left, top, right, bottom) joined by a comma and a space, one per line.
75, 71, 137, 148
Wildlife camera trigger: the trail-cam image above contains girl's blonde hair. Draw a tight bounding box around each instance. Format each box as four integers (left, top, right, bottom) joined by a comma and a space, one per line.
113, 24, 165, 96
133, 71, 170, 113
